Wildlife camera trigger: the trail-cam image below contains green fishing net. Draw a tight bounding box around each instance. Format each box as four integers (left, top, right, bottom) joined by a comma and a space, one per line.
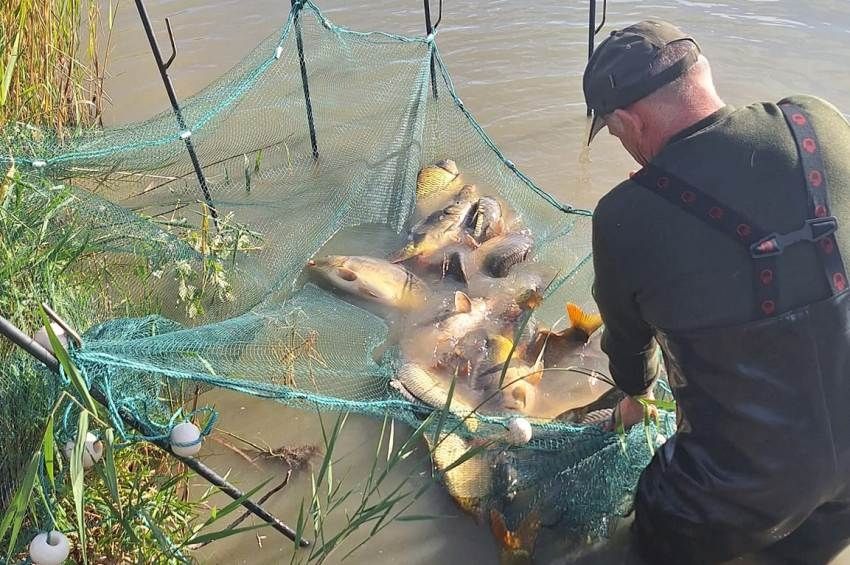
1, 0, 675, 554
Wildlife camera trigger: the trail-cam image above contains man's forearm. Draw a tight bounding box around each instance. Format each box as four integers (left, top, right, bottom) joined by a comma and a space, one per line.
602, 330, 662, 397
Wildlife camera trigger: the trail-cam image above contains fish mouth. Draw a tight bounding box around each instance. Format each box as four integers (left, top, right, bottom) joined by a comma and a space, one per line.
307, 259, 317, 267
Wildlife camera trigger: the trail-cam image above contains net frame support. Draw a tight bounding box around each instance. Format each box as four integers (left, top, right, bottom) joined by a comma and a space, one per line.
586, 0, 608, 116
133, 0, 221, 229
291, 0, 320, 160
0, 313, 309, 547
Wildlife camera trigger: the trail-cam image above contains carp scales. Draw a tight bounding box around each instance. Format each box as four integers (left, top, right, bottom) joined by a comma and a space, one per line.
390, 184, 479, 263
469, 195, 506, 243
447, 230, 535, 283
390, 363, 479, 432
416, 159, 463, 203
306, 255, 428, 311
425, 431, 491, 515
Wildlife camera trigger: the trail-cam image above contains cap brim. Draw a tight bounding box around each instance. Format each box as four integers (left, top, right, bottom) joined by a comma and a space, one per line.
587, 112, 607, 145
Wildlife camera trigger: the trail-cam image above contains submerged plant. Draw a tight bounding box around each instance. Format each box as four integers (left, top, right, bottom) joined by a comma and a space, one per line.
158, 203, 264, 319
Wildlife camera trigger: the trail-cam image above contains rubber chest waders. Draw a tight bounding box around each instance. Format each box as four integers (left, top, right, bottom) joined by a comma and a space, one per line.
626, 103, 850, 564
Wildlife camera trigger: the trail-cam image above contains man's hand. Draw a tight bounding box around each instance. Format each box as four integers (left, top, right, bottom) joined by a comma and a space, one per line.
605, 393, 657, 432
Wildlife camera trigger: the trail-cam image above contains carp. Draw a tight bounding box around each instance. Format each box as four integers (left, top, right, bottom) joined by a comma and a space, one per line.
554, 385, 625, 426
468, 196, 506, 243
425, 431, 491, 516
306, 255, 428, 311
523, 303, 603, 368
416, 159, 462, 203
447, 229, 535, 283
390, 363, 479, 432
390, 185, 478, 263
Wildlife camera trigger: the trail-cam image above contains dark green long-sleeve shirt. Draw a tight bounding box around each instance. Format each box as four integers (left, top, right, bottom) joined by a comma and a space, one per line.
592, 95, 850, 396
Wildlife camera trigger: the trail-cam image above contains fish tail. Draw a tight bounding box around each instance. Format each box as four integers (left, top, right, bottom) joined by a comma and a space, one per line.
566, 303, 603, 337
388, 243, 418, 263
489, 335, 514, 365
489, 509, 540, 565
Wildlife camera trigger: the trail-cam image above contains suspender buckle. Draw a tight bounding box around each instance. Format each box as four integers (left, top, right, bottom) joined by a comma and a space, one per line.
750, 216, 838, 258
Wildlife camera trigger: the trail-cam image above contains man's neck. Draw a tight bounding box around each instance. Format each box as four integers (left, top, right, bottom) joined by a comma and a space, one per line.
646, 99, 726, 160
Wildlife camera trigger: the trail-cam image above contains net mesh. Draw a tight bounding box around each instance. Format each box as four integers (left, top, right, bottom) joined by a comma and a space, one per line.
2, 0, 675, 552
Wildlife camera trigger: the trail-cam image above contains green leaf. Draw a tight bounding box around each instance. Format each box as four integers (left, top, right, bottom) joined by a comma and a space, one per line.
186, 523, 268, 546
42, 414, 55, 489
0, 29, 21, 106
639, 397, 677, 411
643, 405, 654, 456
101, 428, 121, 517
432, 373, 457, 447
396, 513, 451, 522
138, 508, 181, 559
71, 410, 89, 564
1, 447, 40, 561
39, 308, 99, 416
191, 478, 270, 534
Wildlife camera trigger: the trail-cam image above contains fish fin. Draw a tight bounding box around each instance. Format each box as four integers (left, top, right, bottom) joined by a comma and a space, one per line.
490, 509, 540, 562
566, 303, 603, 337
489, 335, 514, 365
336, 267, 358, 282
388, 244, 418, 263
445, 251, 469, 284
454, 291, 473, 313
525, 361, 544, 386
490, 510, 513, 549
463, 232, 479, 249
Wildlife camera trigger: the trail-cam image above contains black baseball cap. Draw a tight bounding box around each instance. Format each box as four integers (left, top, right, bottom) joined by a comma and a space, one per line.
583, 20, 700, 144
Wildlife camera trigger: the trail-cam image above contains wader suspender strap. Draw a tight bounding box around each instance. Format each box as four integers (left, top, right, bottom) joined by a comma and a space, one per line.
630, 103, 844, 318
778, 103, 847, 295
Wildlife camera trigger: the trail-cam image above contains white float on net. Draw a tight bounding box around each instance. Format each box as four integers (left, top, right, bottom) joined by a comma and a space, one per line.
29, 530, 70, 565
170, 422, 203, 457
62, 431, 104, 470
507, 417, 533, 445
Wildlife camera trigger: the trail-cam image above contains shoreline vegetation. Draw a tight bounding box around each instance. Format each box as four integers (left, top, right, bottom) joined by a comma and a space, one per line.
0, 1, 449, 563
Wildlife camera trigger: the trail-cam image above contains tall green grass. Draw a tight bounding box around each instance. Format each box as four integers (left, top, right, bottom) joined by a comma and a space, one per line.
0, 0, 117, 133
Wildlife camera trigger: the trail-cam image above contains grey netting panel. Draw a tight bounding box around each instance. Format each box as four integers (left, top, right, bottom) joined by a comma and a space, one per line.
5, 0, 675, 549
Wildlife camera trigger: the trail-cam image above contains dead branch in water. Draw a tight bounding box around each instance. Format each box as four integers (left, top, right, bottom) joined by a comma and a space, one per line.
215, 428, 322, 471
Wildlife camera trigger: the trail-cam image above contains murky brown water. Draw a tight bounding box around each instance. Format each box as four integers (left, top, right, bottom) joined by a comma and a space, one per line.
102, 0, 850, 563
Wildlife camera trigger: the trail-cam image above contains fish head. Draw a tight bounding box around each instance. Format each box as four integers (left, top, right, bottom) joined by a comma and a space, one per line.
307, 255, 354, 283
456, 183, 478, 202
435, 159, 459, 176
498, 362, 543, 413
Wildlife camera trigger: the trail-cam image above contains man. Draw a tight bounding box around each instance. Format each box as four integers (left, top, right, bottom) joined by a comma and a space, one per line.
584, 20, 850, 564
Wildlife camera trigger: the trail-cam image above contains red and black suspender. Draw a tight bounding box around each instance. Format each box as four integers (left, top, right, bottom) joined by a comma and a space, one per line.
630, 103, 845, 319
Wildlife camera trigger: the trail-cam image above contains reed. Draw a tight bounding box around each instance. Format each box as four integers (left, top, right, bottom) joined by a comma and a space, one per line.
0, 0, 117, 134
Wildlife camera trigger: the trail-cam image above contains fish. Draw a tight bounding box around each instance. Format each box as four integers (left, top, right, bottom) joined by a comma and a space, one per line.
416, 159, 462, 203
490, 509, 540, 565
306, 255, 428, 311
446, 230, 535, 282
433, 291, 490, 345
469, 196, 506, 243
489, 450, 541, 565
424, 431, 491, 515
390, 363, 479, 432
553, 386, 625, 426
389, 185, 478, 263
479, 230, 534, 278
522, 303, 603, 368
474, 357, 545, 414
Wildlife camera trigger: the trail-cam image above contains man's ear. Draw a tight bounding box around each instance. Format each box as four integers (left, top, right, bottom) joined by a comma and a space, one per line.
610, 108, 643, 137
